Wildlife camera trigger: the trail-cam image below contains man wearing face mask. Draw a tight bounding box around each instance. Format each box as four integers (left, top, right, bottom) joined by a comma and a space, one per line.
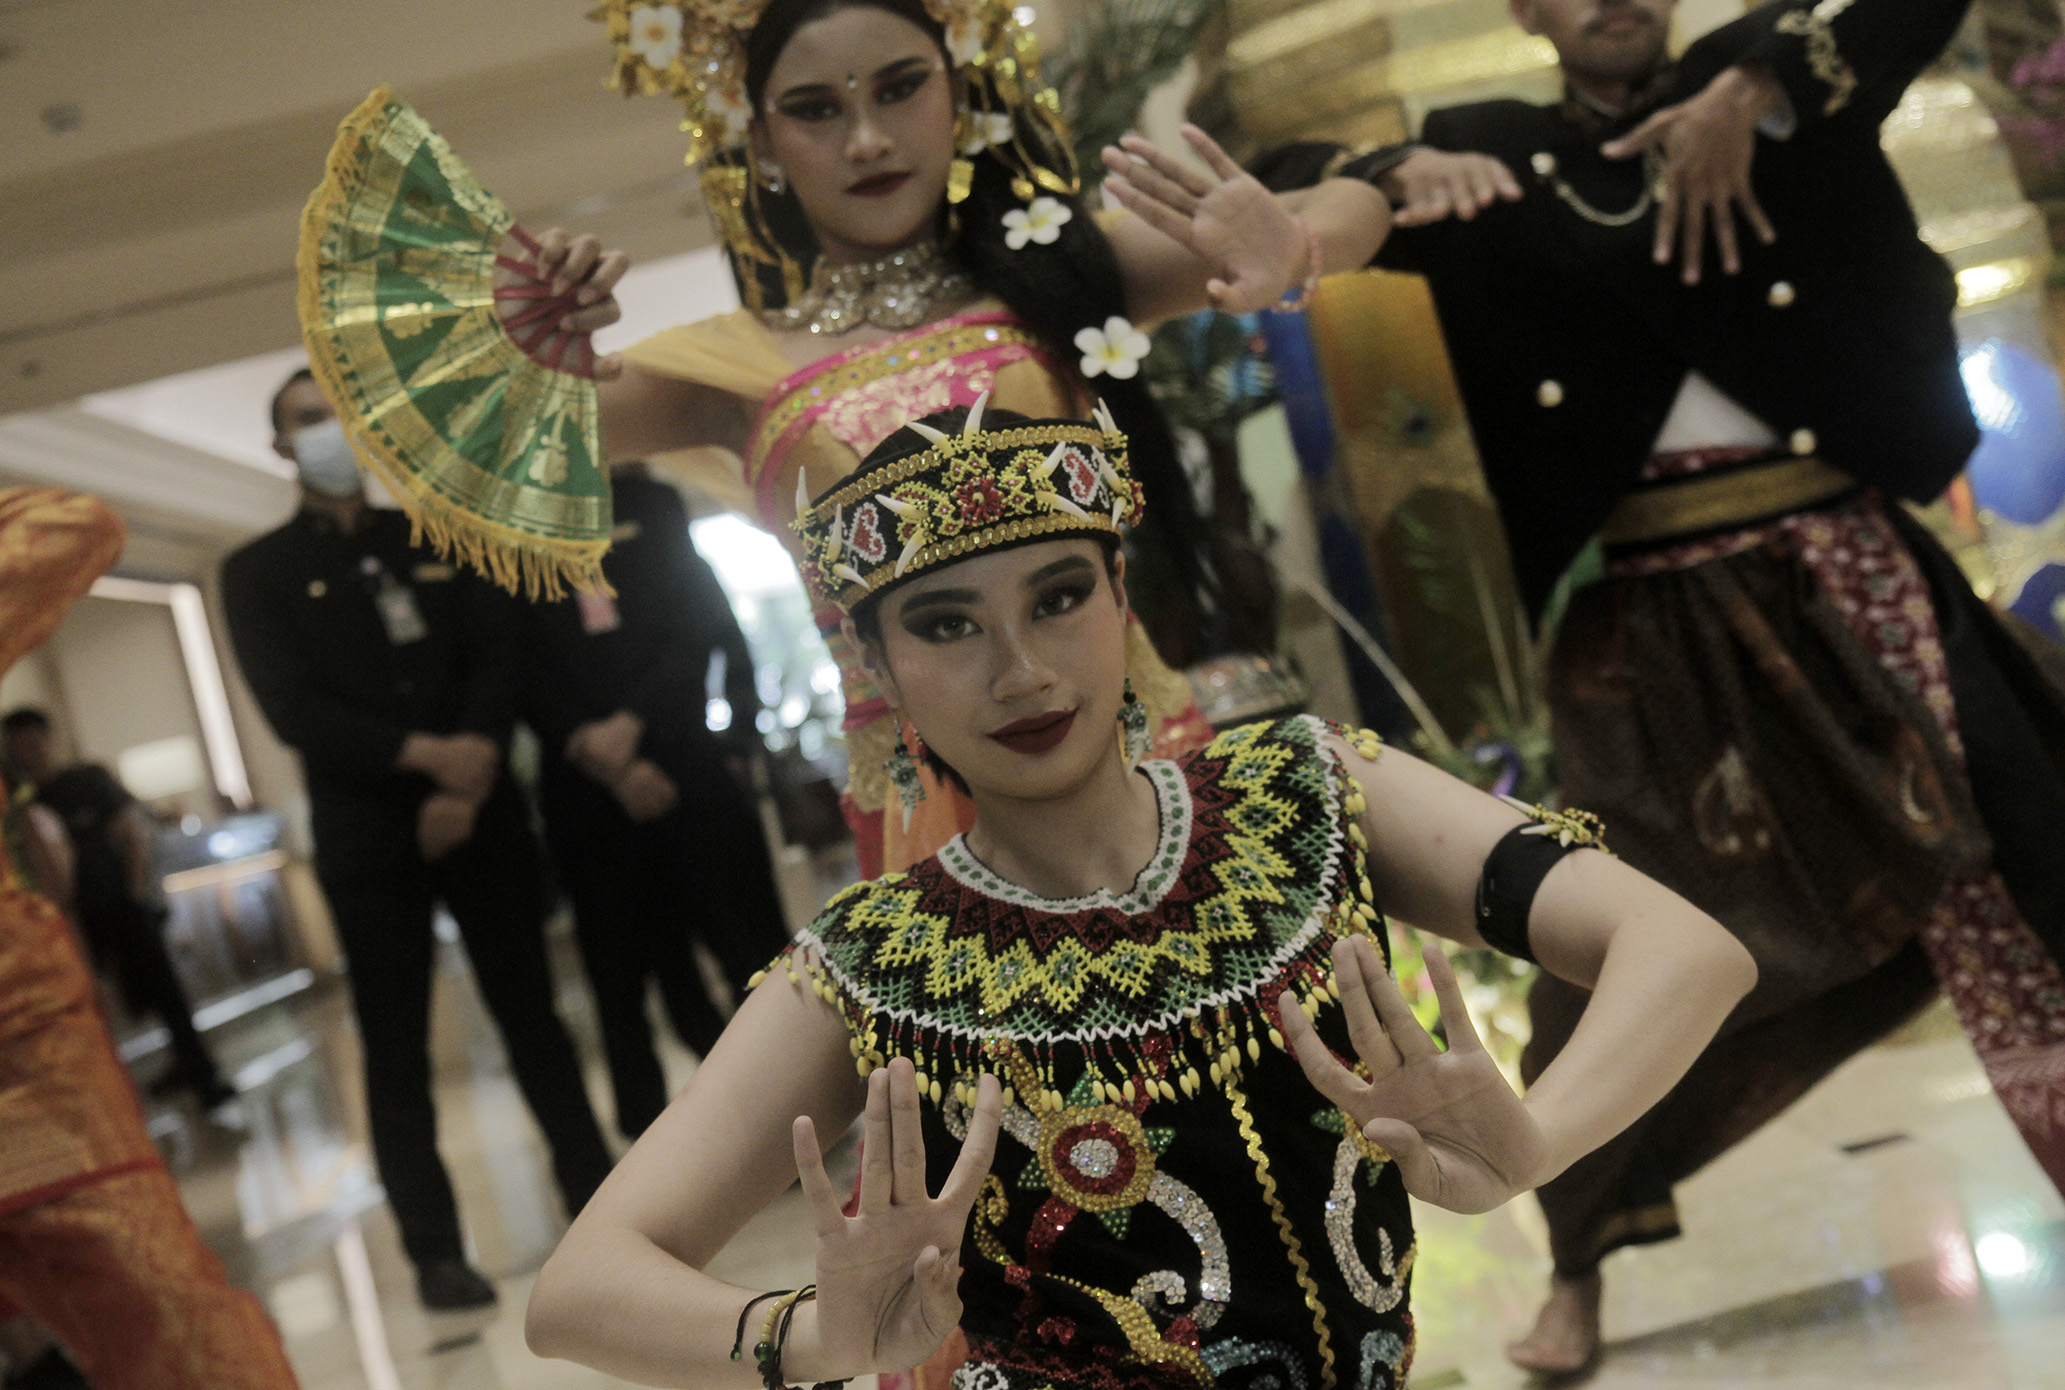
220, 368, 613, 1311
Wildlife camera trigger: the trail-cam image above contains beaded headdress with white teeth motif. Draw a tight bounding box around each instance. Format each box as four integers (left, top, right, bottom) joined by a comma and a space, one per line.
791, 396, 1139, 613
591, 0, 1080, 311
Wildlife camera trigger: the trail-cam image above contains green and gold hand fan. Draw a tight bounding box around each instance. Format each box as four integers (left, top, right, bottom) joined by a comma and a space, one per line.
299, 88, 610, 597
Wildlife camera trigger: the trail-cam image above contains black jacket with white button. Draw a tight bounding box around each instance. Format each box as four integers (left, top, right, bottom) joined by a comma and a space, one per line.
1349, 0, 1977, 618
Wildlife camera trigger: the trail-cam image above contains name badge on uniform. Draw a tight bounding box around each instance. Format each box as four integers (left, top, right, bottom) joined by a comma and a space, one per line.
576, 586, 622, 636
362, 557, 429, 645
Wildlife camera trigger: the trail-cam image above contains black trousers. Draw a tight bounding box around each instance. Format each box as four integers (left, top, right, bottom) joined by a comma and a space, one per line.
75, 896, 222, 1093
543, 752, 788, 1139
315, 778, 612, 1268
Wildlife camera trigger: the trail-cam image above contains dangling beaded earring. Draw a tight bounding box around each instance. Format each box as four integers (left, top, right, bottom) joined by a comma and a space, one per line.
762, 162, 787, 196
1120, 678, 1151, 770
886, 720, 927, 831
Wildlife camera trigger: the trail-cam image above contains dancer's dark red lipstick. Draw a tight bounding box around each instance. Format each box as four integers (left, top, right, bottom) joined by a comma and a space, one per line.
847, 171, 911, 198
989, 709, 1076, 755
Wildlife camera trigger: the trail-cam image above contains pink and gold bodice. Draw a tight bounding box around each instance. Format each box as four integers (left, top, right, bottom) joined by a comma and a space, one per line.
621, 308, 1210, 873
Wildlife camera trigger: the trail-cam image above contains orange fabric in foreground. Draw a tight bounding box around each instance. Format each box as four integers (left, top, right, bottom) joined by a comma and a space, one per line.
0, 1166, 298, 1390
0, 486, 298, 1387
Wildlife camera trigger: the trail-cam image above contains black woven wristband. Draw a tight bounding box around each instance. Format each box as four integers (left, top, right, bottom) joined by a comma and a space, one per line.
1473, 824, 1582, 963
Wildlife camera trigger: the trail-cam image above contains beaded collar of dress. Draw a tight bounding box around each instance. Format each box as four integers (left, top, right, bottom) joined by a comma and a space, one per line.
761, 241, 974, 336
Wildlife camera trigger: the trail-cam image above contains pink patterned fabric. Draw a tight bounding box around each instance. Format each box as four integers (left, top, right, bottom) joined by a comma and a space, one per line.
751, 312, 1056, 528
1619, 449, 2065, 1186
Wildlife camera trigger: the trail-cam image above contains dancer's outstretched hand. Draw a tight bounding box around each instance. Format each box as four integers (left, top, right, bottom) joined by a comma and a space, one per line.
1284, 934, 1549, 1214
791, 1060, 1002, 1379
1101, 125, 1308, 313
493, 226, 630, 380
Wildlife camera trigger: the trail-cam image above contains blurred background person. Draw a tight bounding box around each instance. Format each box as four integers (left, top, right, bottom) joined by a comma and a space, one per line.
0, 486, 298, 1390
218, 368, 613, 1311
523, 460, 788, 1142
1, 707, 233, 1110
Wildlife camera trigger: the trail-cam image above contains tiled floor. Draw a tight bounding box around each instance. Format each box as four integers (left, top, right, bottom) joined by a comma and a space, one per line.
134, 922, 2065, 1390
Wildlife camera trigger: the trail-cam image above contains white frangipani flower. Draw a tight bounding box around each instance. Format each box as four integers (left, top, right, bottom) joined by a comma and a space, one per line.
703, 78, 752, 144
1001, 196, 1073, 250
944, 11, 988, 65
962, 111, 1016, 155
628, 5, 683, 68
1074, 316, 1151, 381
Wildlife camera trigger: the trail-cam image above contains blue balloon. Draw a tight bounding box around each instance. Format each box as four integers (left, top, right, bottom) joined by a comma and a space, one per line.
1960, 339, 2065, 526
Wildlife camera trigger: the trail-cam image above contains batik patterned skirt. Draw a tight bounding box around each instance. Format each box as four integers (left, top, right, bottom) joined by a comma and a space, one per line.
1525, 447, 2065, 1273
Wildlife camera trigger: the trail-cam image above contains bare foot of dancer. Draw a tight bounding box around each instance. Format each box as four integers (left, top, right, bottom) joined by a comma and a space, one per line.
1506, 1269, 1603, 1376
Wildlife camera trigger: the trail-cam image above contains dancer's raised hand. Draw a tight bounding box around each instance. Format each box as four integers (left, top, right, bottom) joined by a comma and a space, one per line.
1283, 934, 1549, 1215
1378, 148, 1522, 227
493, 226, 630, 380
1101, 125, 1310, 314
790, 1060, 1002, 1379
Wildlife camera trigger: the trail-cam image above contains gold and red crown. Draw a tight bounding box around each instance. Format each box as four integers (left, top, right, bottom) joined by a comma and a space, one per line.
792, 398, 1139, 612
592, 0, 1072, 183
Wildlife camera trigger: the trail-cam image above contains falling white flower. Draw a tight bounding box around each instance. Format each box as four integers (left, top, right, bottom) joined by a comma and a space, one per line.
1075, 316, 1151, 381
1002, 196, 1073, 250
628, 5, 683, 68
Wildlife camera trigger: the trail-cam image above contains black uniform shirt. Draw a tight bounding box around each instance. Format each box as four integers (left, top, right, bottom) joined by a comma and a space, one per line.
522, 470, 759, 776
220, 507, 518, 804
1353, 0, 1979, 616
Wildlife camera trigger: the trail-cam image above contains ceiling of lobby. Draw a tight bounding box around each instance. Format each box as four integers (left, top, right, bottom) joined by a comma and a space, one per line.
0, 0, 720, 414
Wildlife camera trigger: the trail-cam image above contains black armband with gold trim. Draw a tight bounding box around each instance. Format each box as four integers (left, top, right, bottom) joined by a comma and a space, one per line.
1473, 804, 1610, 963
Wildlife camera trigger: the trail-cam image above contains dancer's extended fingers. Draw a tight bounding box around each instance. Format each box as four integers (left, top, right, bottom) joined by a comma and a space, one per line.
1601, 106, 1672, 162
1420, 942, 1485, 1054
1740, 184, 1777, 245
1355, 934, 1438, 1062
793, 1116, 847, 1236
1459, 168, 1498, 219
1331, 937, 1400, 1074
1652, 182, 1679, 267
1282, 994, 1363, 1108
535, 227, 571, 278
575, 251, 630, 307
1180, 124, 1246, 184
1713, 192, 1742, 276
556, 234, 603, 294
1492, 158, 1523, 201
1103, 146, 1199, 217
887, 1058, 929, 1204
1102, 175, 1196, 246
1679, 189, 1708, 285
939, 1074, 1003, 1211
1400, 185, 1451, 228
858, 1067, 893, 1213
1121, 133, 1216, 198
564, 295, 622, 334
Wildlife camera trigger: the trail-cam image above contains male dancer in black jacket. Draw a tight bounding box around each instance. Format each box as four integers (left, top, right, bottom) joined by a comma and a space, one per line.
1325, 0, 2065, 1370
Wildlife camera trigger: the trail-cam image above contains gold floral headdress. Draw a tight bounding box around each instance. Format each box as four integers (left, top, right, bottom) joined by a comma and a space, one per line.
792, 396, 1138, 612
591, 0, 1079, 308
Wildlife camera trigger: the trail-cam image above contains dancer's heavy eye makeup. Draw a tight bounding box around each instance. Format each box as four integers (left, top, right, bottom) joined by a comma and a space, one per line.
895, 555, 1103, 645
773, 55, 940, 124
